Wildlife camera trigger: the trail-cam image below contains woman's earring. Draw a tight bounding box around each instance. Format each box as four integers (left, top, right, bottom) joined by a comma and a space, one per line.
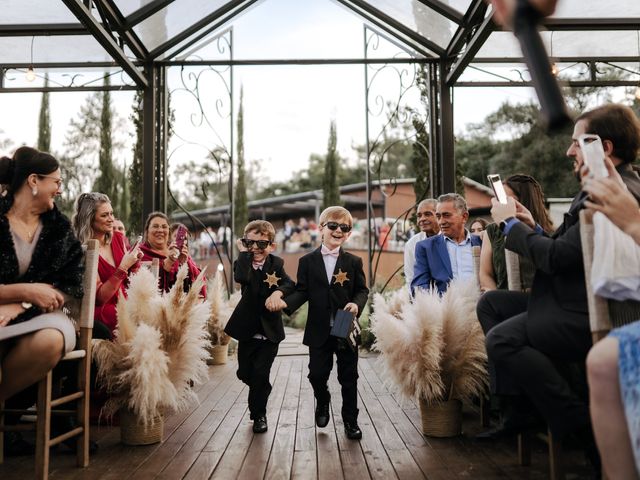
32, 188, 38, 196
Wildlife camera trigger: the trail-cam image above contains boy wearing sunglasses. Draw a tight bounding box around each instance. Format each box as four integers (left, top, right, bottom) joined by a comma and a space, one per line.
224, 220, 294, 434
283, 206, 369, 440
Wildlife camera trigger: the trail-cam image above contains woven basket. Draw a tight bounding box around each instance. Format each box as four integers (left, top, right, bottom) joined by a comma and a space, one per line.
120, 408, 164, 445
207, 344, 229, 365
419, 398, 462, 437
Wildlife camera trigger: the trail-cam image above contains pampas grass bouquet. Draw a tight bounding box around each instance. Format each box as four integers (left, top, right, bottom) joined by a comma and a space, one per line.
93, 264, 211, 426
369, 280, 488, 405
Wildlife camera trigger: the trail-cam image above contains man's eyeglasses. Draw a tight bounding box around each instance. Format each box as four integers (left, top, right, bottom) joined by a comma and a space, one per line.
241, 238, 271, 249
323, 221, 352, 233
37, 174, 63, 188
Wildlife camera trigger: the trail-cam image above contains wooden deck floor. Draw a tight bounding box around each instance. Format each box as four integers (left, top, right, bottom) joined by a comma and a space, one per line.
0, 331, 597, 479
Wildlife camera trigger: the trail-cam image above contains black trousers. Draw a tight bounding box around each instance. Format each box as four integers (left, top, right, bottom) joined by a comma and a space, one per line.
477, 290, 529, 395
485, 294, 590, 438
236, 338, 279, 419
308, 337, 359, 423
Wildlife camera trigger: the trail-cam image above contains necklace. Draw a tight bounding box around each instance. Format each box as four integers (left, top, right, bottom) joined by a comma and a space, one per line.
7, 213, 39, 242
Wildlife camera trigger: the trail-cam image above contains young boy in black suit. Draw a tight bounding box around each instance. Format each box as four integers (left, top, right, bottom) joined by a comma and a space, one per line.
284, 206, 369, 439
224, 220, 294, 433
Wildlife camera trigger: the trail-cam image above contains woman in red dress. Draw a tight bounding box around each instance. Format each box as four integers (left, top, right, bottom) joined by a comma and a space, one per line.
139, 212, 204, 295
72, 193, 142, 339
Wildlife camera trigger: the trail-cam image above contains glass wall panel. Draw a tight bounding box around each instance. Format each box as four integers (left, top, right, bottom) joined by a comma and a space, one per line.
0, 36, 116, 64
552, 0, 640, 18
115, 0, 164, 17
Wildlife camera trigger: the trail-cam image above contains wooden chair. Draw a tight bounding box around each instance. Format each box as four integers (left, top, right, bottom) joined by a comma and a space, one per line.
472, 245, 491, 428
0, 239, 100, 479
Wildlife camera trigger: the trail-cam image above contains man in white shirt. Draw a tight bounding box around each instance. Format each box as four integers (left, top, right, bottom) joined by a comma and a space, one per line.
403, 198, 439, 287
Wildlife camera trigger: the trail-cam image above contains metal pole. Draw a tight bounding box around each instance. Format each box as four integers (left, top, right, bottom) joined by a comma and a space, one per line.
142, 61, 156, 222
363, 26, 373, 288
228, 28, 235, 292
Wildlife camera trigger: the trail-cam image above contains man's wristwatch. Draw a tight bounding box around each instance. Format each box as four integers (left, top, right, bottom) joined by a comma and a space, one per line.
499, 216, 516, 232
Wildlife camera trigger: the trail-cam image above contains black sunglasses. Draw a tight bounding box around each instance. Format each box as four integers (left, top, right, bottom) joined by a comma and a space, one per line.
323, 221, 352, 233
241, 238, 271, 249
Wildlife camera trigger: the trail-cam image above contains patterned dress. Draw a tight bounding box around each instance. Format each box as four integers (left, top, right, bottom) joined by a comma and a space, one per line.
609, 320, 640, 474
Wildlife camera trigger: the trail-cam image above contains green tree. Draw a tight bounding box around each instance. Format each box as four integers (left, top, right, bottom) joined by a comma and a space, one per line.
37, 74, 51, 152
233, 87, 248, 236
411, 115, 430, 202
322, 120, 341, 209
93, 74, 118, 205
118, 161, 130, 225
128, 91, 144, 235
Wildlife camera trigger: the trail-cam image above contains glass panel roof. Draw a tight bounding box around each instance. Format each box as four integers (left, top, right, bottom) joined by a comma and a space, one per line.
551, 0, 640, 18
133, 0, 231, 52
364, 0, 458, 48
1, 0, 79, 24
115, 0, 162, 17
166, 0, 426, 61
446, 0, 473, 14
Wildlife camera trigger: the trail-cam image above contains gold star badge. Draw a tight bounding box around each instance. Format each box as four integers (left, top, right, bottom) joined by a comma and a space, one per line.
333, 269, 349, 286
263, 271, 281, 288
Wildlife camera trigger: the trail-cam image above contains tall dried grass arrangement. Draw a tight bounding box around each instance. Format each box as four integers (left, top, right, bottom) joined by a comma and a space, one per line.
370, 280, 488, 404
93, 264, 211, 426
205, 270, 239, 346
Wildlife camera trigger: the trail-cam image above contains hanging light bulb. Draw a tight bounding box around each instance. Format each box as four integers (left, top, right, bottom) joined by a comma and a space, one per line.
551, 62, 558, 77
635, 85, 640, 100
26, 66, 36, 82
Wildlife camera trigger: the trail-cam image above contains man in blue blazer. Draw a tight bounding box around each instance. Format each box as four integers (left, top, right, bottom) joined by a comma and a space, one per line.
411, 193, 482, 295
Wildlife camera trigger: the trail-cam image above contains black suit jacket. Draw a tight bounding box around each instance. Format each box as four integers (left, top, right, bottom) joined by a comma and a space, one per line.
284, 247, 369, 348
505, 163, 640, 357
224, 252, 295, 343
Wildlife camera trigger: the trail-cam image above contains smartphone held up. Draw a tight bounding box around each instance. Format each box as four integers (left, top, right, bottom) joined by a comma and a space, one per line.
487, 174, 508, 204
175, 225, 188, 251
578, 134, 608, 179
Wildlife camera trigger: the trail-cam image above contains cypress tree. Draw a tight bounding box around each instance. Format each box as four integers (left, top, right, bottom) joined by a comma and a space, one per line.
322, 120, 340, 209
93, 74, 118, 206
129, 91, 144, 235
37, 74, 51, 152
233, 86, 248, 236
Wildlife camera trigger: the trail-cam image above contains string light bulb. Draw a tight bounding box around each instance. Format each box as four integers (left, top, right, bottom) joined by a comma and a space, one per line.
635, 86, 640, 101
26, 66, 36, 82
25, 36, 36, 82
551, 63, 559, 77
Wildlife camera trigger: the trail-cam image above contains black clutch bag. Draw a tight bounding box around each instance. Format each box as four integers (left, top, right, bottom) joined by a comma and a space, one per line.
330, 309, 361, 351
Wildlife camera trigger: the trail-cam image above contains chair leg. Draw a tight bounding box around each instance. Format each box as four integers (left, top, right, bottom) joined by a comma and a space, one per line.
36, 372, 53, 480
548, 428, 564, 480
76, 353, 91, 468
518, 432, 531, 466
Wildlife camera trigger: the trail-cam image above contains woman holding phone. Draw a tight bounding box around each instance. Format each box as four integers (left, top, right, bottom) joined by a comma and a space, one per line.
72, 192, 143, 339
479, 174, 554, 292
139, 213, 204, 295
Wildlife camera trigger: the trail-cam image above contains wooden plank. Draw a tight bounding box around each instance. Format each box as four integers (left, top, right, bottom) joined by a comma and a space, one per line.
264, 357, 302, 479
125, 362, 241, 479
154, 375, 247, 479
291, 356, 318, 480
211, 359, 284, 479
183, 391, 249, 480
356, 360, 423, 480
236, 357, 292, 479
327, 369, 370, 480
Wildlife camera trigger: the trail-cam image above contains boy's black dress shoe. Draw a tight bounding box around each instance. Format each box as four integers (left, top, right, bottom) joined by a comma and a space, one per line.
315, 402, 330, 428
344, 422, 362, 440
253, 415, 268, 433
